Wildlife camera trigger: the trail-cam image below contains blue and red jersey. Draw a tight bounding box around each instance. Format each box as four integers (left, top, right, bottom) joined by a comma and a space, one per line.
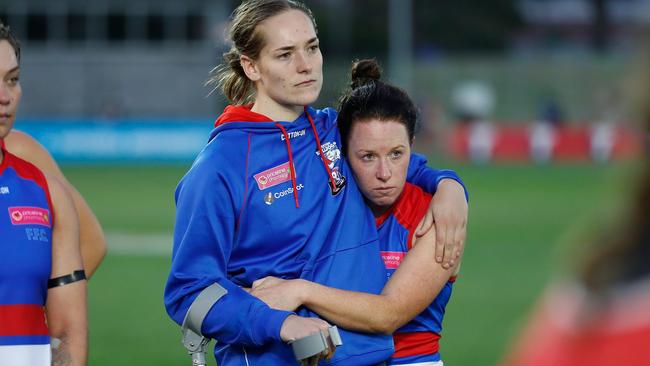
377, 183, 456, 365
0, 141, 53, 365
164, 105, 465, 365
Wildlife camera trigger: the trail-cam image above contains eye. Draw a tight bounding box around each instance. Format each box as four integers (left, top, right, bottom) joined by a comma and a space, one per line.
277, 52, 291, 60
308, 44, 320, 53
389, 150, 403, 159
7, 75, 19, 85
361, 153, 375, 161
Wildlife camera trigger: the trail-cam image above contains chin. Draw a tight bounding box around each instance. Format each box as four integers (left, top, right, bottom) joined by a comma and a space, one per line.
373, 196, 397, 209
0, 129, 9, 140
297, 93, 320, 106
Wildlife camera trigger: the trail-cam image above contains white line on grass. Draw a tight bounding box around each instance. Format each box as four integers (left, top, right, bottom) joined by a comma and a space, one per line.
106, 232, 172, 256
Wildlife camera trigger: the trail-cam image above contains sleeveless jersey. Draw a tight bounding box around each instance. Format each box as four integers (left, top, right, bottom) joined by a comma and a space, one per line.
0, 141, 53, 366
377, 183, 456, 365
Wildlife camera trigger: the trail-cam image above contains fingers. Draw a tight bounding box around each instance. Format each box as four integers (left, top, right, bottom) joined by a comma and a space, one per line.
251, 276, 269, 289
281, 315, 332, 342
453, 224, 466, 261
434, 221, 445, 263
441, 225, 454, 269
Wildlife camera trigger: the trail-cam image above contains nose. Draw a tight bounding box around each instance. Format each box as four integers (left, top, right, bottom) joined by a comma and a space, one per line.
376, 158, 392, 182
295, 51, 312, 74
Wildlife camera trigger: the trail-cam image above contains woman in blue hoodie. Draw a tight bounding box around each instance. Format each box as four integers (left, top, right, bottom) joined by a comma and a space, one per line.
250, 59, 462, 366
164, 1, 468, 365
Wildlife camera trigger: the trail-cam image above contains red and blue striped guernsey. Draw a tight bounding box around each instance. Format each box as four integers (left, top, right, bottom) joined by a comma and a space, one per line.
0, 140, 53, 365
376, 183, 456, 365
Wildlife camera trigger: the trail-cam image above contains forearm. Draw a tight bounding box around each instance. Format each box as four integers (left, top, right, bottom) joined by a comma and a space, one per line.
52, 329, 87, 366
301, 230, 457, 334
299, 280, 400, 334
166, 276, 293, 346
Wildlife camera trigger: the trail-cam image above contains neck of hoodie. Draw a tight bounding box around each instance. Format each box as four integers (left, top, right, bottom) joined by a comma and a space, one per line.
250, 94, 304, 122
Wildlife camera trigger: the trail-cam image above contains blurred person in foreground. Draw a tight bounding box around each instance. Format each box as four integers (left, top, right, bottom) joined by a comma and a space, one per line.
503, 45, 650, 366
250, 59, 462, 365
0, 22, 87, 366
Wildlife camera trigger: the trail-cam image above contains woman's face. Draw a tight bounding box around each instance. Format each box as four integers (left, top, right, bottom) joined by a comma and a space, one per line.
347, 119, 411, 216
245, 9, 323, 112
0, 40, 20, 140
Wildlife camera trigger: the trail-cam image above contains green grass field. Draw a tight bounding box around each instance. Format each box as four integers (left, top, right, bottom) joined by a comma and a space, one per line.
61, 162, 631, 365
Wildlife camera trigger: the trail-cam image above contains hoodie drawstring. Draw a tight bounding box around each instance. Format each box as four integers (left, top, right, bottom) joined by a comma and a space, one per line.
273, 108, 339, 209
305, 108, 338, 190
275, 123, 300, 208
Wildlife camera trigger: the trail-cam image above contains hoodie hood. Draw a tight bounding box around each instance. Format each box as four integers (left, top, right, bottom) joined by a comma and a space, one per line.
214, 105, 273, 127
209, 105, 322, 141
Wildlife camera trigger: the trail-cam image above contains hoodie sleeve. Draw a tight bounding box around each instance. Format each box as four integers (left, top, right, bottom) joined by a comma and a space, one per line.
164, 145, 293, 346
407, 152, 469, 201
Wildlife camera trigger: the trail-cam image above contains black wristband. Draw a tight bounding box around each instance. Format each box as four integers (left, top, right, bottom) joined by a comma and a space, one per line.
48, 270, 86, 289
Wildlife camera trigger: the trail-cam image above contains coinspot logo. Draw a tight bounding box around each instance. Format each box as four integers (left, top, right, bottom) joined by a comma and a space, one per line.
274, 184, 304, 199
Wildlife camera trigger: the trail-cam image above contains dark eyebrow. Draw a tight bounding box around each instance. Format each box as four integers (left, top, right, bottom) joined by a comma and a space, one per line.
7, 66, 19, 74
274, 37, 319, 52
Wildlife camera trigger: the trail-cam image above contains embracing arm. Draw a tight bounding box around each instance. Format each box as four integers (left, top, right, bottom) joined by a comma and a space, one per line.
252, 227, 460, 334
45, 176, 87, 366
408, 152, 468, 268
5, 130, 106, 277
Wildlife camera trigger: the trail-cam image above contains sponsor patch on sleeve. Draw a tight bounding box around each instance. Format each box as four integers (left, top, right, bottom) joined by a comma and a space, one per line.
8, 207, 52, 227
254, 162, 294, 190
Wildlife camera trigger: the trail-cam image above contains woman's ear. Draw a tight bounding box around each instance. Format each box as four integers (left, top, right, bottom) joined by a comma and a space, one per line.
240, 55, 261, 82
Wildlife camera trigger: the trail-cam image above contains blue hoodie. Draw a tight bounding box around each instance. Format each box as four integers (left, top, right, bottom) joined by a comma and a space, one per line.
164, 105, 465, 365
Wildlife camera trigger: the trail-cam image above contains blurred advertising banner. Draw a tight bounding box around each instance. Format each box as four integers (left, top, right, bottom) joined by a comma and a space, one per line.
14, 119, 214, 164
448, 123, 644, 163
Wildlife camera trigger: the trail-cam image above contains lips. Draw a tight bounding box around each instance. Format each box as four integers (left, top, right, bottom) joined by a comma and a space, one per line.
374, 187, 396, 195
295, 80, 316, 87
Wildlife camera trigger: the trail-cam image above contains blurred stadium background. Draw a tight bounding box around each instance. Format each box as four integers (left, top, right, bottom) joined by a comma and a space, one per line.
2, 0, 648, 364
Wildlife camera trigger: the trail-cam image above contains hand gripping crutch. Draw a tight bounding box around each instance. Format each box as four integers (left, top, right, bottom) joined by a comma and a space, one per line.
181, 283, 228, 366
290, 326, 343, 366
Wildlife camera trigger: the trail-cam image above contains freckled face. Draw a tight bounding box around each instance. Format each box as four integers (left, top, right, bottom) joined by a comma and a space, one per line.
0, 40, 20, 140
347, 119, 411, 216
250, 9, 323, 111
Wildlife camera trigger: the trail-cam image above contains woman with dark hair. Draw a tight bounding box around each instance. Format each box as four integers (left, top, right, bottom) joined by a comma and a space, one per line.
164, 1, 468, 365
0, 22, 87, 366
250, 59, 461, 366
503, 48, 650, 366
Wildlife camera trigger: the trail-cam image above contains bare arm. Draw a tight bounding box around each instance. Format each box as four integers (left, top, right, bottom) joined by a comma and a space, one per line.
45, 175, 88, 366
5, 130, 106, 277
251, 227, 461, 334
415, 179, 468, 269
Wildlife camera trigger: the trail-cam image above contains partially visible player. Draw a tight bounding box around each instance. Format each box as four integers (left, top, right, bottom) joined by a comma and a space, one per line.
503, 42, 650, 366
250, 59, 461, 365
4, 130, 106, 277
0, 22, 87, 366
